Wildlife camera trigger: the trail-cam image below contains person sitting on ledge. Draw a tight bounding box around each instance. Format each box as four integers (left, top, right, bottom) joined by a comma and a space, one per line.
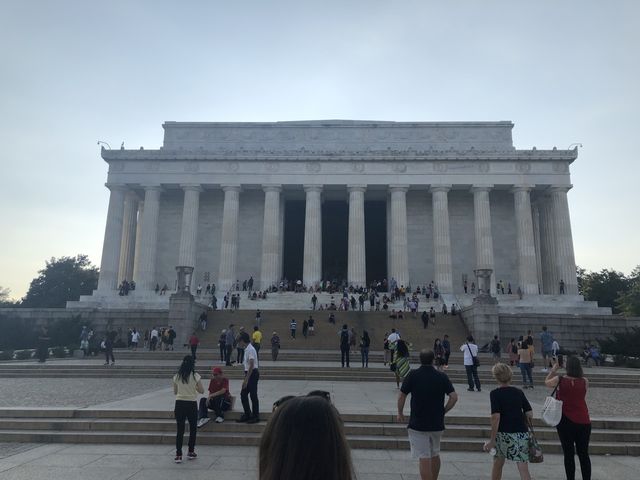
197, 367, 233, 427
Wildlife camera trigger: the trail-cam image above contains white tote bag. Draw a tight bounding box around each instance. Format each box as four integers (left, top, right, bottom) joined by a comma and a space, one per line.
541, 380, 563, 427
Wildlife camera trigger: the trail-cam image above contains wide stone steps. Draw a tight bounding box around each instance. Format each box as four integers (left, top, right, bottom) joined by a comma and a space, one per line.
0, 410, 638, 455
0, 364, 636, 387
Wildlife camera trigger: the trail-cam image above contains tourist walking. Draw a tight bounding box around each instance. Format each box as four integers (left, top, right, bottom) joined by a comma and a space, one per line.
441, 335, 451, 370
252, 326, 262, 359
433, 338, 445, 371
104, 331, 115, 366
172, 355, 204, 463
483, 363, 533, 480
545, 357, 592, 480
197, 366, 232, 427
392, 339, 411, 388
397, 350, 458, 480
150, 327, 159, 351
188, 331, 199, 360
539, 326, 554, 372
421, 310, 429, 329
308, 315, 315, 335
290, 318, 297, 339
490, 335, 501, 363
302, 319, 309, 338
508, 338, 518, 366
130, 328, 140, 351
236, 327, 246, 364
36, 326, 49, 363
339, 324, 351, 367
460, 335, 481, 392
383, 332, 390, 366
360, 330, 370, 368
236, 332, 260, 424
270, 331, 280, 361
218, 329, 226, 362
517, 341, 534, 389
225, 325, 235, 366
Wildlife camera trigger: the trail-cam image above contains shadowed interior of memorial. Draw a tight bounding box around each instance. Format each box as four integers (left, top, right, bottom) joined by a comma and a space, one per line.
322, 201, 348, 281
283, 201, 304, 282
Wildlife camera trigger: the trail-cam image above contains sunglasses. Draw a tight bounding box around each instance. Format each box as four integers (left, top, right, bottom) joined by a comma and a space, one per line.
272, 390, 331, 410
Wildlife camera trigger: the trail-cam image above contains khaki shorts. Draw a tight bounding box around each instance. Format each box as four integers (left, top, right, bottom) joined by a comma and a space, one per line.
408, 429, 443, 459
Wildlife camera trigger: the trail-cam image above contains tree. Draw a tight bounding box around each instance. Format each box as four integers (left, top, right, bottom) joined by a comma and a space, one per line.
0, 286, 17, 307
616, 266, 640, 317
577, 267, 631, 314
21, 255, 99, 308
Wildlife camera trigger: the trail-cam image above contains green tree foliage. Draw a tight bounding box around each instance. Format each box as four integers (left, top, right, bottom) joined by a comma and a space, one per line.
599, 327, 640, 357
577, 267, 631, 314
616, 267, 640, 317
21, 255, 99, 308
0, 286, 17, 307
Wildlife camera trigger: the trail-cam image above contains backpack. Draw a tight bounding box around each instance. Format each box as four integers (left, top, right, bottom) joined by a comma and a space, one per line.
340, 330, 349, 346
512, 344, 518, 354
491, 340, 501, 354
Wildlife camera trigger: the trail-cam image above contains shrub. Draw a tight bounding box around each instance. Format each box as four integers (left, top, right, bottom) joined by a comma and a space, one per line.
598, 327, 640, 357
14, 350, 34, 360
51, 346, 67, 358
0, 350, 14, 360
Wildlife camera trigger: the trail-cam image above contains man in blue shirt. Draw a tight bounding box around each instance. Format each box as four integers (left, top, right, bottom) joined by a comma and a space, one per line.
539, 326, 554, 372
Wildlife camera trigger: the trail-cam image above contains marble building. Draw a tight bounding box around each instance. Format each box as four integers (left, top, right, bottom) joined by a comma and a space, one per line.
79, 120, 582, 305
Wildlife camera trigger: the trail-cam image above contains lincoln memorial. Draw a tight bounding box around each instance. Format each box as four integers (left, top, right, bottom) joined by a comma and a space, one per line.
75, 120, 586, 310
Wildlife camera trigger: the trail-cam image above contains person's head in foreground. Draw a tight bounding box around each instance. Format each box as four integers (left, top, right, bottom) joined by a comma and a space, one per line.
491, 362, 512, 385
259, 396, 354, 480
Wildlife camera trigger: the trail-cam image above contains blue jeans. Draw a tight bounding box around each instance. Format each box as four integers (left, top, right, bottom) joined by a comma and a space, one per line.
520, 362, 533, 386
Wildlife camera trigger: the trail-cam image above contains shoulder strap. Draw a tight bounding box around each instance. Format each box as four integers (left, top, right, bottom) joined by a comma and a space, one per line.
551, 376, 562, 397
466, 343, 476, 358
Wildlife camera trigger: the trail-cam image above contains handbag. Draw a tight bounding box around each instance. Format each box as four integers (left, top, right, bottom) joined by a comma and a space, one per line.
541, 378, 563, 427
467, 343, 480, 367
525, 415, 544, 463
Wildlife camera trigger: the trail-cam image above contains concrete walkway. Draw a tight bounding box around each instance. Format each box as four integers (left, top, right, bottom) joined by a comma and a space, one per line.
0, 443, 638, 479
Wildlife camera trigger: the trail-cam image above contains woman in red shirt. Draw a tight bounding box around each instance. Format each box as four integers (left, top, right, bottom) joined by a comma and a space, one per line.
545, 356, 591, 480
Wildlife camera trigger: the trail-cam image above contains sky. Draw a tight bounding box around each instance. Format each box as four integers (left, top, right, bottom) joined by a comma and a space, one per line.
1, 0, 638, 300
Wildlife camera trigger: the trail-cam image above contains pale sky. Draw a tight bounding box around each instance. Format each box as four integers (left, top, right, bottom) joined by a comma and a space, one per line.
1, 1, 638, 300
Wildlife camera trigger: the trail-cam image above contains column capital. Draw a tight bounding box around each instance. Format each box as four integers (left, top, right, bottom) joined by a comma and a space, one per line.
430, 184, 452, 193
470, 184, 494, 193
303, 184, 323, 193
548, 185, 573, 194
221, 184, 241, 193
511, 184, 535, 193
262, 184, 282, 193
389, 184, 409, 193
104, 183, 127, 192
347, 184, 367, 193
180, 183, 203, 192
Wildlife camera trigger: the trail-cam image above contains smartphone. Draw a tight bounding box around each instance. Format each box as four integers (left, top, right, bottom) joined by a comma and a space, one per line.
558, 354, 564, 368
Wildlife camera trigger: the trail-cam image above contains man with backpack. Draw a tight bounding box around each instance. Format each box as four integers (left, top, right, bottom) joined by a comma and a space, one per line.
490, 335, 501, 363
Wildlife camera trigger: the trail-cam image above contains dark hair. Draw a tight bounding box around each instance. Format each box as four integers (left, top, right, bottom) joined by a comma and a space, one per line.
565, 356, 584, 378
342, 324, 348, 329
466, 335, 474, 343
259, 396, 354, 480
177, 355, 196, 384
542, 326, 547, 331
420, 349, 435, 365
396, 339, 410, 358
254, 326, 259, 331
363, 330, 370, 341
433, 338, 441, 347
239, 331, 251, 344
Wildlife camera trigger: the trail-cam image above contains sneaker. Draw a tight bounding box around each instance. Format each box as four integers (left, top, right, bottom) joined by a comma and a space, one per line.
197, 417, 210, 428
187, 451, 197, 460
174, 455, 182, 464
215, 416, 224, 423
467, 388, 474, 392
541, 368, 548, 372
111, 362, 115, 366
246, 416, 260, 424
236, 415, 250, 423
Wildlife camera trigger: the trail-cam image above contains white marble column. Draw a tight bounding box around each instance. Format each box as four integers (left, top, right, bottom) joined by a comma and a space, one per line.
386, 196, 391, 285
538, 196, 558, 294
260, 185, 282, 290
218, 185, 241, 292
389, 185, 409, 288
177, 184, 201, 269
133, 185, 162, 291
97, 184, 126, 292
431, 185, 453, 293
532, 202, 543, 294
512, 186, 539, 295
471, 185, 495, 294
303, 185, 322, 286
549, 186, 578, 295
118, 191, 138, 284
132, 201, 144, 283
348, 185, 367, 286
277, 195, 285, 282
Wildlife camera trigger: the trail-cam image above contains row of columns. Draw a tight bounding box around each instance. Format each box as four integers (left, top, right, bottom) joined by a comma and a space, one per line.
97, 183, 578, 296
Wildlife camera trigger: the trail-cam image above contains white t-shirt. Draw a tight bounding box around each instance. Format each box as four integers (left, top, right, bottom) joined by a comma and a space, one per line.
151, 329, 158, 338
243, 343, 259, 372
460, 343, 478, 366
131, 332, 140, 343
387, 332, 400, 343
173, 372, 202, 401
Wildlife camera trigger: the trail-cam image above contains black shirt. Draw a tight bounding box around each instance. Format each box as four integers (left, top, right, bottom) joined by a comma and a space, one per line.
400, 365, 455, 432
490, 386, 532, 433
